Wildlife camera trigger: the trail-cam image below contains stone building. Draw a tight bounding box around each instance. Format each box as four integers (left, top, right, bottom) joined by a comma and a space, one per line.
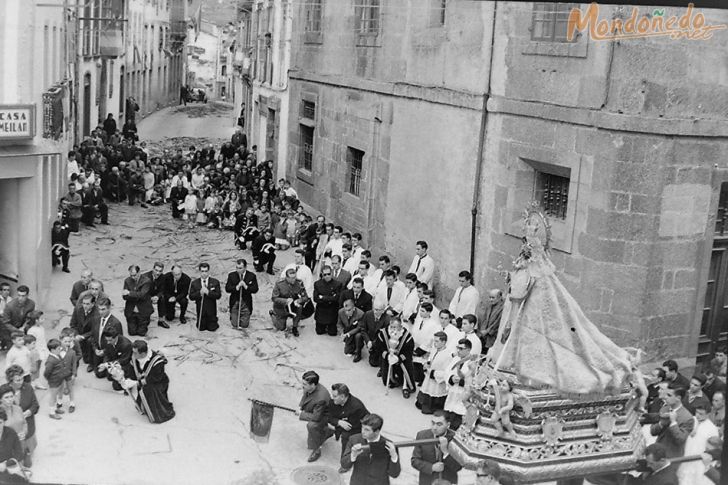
287, 1, 728, 363
0, 0, 73, 299
250, 0, 292, 179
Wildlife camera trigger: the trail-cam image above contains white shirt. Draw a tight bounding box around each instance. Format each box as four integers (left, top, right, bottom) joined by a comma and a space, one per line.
408, 254, 435, 286
191, 172, 205, 190
0, 296, 11, 316
347, 272, 379, 295
373, 280, 408, 315
678, 418, 719, 485
283, 187, 298, 199
448, 285, 481, 318
401, 289, 419, 323
67, 160, 80, 179
280, 263, 314, 298
324, 238, 344, 259
351, 247, 364, 265
438, 324, 463, 357
463, 331, 482, 356
342, 256, 359, 276
171, 175, 191, 190
411, 316, 440, 361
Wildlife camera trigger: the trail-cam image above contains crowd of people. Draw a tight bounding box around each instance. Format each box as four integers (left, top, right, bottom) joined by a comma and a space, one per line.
0, 117, 722, 484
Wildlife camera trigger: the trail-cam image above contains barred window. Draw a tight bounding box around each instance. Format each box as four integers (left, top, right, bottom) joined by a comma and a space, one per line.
305, 0, 323, 33
301, 100, 315, 120
531, 3, 576, 42
535, 171, 570, 220
354, 0, 380, 35
299, 125, 314, 172
347, 147, 364, 197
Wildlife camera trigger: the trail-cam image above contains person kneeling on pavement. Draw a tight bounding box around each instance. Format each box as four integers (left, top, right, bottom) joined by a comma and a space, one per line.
270, 268, 309, 337
295, 371, 332, 463
95, 327, 133, 392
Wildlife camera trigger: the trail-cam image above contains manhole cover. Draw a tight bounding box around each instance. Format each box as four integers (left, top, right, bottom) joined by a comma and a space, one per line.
290, 465, 341, 485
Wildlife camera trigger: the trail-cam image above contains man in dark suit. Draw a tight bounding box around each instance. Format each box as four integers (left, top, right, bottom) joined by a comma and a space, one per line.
251, 228, 276, 274
88, 297, 123, 373
96, 325, 132, 391
411, 410, 462, 485
338, 300, 366, 362
313, 266, 343, 336
70, 293, 100, 367
142, 262, 169, 329
360, 308, 391, 367
331, 255, 351, 288
342, 413, 400, 485
650, 385, 694, 458
161, 265, 191, 324
69, 269, 93, 307
295, 371, 332, 463
625, 443, 678, 485
224, 258, 259, 329
478, 289, 503, 353
328, 383, 369, 472
122, 265, 153, 336
339, 278, 373, 313
169, 179, 188, 219
81, 179, 109, 226
189, 262, 222, 332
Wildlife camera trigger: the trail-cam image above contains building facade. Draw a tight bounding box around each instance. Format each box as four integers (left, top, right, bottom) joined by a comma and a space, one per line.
287, 1, 728, 364
230, 0, 255, 135
0, 0, 74, 300
251, 0, 292, 179
186, 21, 220, 96
76, 0, 186, 140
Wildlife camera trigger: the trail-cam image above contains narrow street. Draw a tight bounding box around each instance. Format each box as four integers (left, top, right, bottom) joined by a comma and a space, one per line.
22, 104, 448, 485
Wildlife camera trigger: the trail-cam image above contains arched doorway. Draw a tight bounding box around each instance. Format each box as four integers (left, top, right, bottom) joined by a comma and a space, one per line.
82, 72, 91, 137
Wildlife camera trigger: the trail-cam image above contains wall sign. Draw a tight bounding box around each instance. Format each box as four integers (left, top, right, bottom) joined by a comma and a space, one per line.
0, 105, 35, 140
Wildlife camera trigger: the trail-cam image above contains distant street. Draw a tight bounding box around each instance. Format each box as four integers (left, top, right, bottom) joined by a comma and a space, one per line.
22, 104, 447, 485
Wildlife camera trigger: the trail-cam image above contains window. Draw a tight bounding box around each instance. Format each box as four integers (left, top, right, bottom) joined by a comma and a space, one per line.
221, 65, 227, 76
715, 182, 728, 236
304, 0, 323, 43
299, 125, 314, 172
301, 100, 315, 120
534, 171, 570, 220
531, 3, 576, 42
347, 147, 364, 197
305, 0, 322, 32
354, 0, 380, 35
429, 0, 447, 27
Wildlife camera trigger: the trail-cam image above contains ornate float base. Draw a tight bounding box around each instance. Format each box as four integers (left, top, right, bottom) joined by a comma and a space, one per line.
450, 370, 645, 483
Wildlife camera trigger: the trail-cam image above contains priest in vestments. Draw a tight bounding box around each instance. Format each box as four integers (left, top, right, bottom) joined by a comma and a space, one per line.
188, 262, 222, 332
113, 340, 175, 424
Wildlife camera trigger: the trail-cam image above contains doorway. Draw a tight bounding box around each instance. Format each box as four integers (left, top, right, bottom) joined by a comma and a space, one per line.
82, 73, 91, 137
266, 108, 276, 163
699, 181, 728, 363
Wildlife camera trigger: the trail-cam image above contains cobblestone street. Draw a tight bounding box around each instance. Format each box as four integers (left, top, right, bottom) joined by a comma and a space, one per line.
16, 104, 451, 485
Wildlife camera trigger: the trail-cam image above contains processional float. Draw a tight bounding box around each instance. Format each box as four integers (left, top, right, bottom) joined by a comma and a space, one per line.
448, 205, 646, 483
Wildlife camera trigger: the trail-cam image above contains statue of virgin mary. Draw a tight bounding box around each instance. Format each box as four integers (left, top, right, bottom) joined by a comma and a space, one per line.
487, 207, 633, 396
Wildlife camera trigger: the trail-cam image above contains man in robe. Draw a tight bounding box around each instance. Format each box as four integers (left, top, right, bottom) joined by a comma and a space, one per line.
448, 270, 480, 319
444, 339, 475, 430
313, 266, 342, 336
373, 270, 407, 316
113, 340, 175, 424
328, 383, 369, 472
401, 273, 420, 325
225, 259, 259, 329
411, 302, 440, 386
161, 265, 191, 324
408, 240, 435, 286
252, 228, 276, 275
478, 289, 504, 354
188, 262, 222, 332
376, 317, 416, 399
122, 265, 153, 337
417, 332, 452, 415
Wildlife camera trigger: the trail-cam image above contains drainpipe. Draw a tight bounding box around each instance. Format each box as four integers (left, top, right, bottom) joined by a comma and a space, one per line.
469, 1, 498, 277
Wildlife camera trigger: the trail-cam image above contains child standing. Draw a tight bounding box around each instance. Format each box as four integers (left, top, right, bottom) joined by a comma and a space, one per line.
24, 335, 45, 390
58, 329, 78, 414
285, 211, 299, 248
4, 331, 32, 383
44, 339, 69, 420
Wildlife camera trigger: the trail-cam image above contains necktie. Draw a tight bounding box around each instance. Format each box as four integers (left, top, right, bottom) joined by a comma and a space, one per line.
295, 265, 300, 273
387, 287, 392, 302
99, 316, 108, 347
415, 256, 422, 272
354, 292, 360, 300
380, 273, 385, 282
